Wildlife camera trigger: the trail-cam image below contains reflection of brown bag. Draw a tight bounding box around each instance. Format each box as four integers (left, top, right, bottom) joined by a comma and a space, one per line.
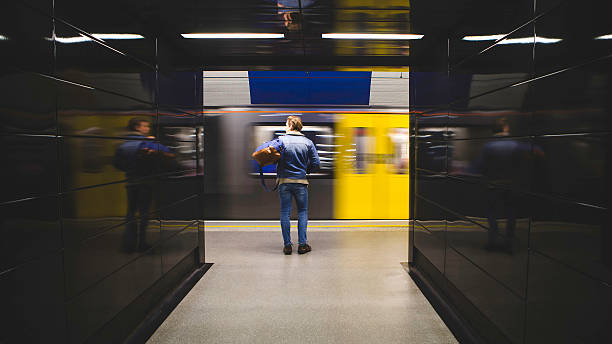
252, 146, 281, 167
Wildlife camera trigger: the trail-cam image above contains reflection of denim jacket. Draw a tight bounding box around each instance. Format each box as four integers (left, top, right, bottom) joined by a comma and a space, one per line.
277, 132, 320, 179
115, 133, 172, 180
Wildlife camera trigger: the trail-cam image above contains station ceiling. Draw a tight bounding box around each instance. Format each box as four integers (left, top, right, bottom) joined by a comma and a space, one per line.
9, 0, 604, 71
38, 0, 535, 69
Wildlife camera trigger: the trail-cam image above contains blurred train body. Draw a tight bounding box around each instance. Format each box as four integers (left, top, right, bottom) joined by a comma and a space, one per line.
50, 65, 414, 221
204, 109, 410, 220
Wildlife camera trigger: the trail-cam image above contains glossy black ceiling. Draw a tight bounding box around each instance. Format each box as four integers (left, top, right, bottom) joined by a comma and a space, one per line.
2, 0, 610, 70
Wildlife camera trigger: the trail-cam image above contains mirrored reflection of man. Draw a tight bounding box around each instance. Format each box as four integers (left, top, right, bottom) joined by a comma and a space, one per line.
114, 118, 173, 252
277, 0, 315, 30
480, 118, 530, 253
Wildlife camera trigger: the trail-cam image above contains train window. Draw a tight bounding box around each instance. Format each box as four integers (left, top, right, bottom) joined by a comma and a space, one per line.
314, 133, 337, 171
159, 126, 198, 172
196, 126, 204, 174
388, 128, 410, 174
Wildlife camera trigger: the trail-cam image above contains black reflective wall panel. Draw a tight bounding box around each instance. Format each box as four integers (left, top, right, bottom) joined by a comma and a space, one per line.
411, 0, 612, 343
1, 1, 203, 343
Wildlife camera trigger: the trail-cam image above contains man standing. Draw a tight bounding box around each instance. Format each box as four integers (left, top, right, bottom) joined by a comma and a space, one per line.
277, 116, 320, 255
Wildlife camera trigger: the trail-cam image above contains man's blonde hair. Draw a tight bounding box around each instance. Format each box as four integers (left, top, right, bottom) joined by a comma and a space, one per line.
286, 115, 303, 131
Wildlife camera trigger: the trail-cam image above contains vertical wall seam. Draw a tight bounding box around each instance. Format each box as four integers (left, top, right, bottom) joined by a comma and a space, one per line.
522, 2, 537, 342
52, 0, 71, 340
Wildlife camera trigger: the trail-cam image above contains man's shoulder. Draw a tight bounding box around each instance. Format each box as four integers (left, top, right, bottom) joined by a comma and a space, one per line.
299, 136, 315, 148
303, 136, 315, 147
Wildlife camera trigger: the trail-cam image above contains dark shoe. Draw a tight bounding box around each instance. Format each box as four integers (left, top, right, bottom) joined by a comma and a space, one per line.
298, 244, 311, 254
283, 245, 292, 255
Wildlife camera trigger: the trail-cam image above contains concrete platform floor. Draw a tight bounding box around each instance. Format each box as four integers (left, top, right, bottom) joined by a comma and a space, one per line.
147, 230, 457, 344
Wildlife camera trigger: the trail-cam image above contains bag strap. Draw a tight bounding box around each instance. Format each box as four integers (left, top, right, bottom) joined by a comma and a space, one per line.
259, 166, 271, 192
257, 139, 283, 192
273, 150, 282, 191
259, 166, 280, 192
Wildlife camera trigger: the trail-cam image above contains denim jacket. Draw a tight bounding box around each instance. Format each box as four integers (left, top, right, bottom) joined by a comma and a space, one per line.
277, 132, 320, 179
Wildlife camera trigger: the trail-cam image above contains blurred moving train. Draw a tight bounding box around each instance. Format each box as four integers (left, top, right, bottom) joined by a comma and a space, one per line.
204, 109, 410, 220
49, 108, 410, 222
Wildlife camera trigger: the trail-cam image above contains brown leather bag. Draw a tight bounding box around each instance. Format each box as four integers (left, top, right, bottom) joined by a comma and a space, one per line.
252, 146, 281, 166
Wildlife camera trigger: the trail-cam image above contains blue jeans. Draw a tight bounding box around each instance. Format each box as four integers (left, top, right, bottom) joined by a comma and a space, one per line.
279, 183, 308, 246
